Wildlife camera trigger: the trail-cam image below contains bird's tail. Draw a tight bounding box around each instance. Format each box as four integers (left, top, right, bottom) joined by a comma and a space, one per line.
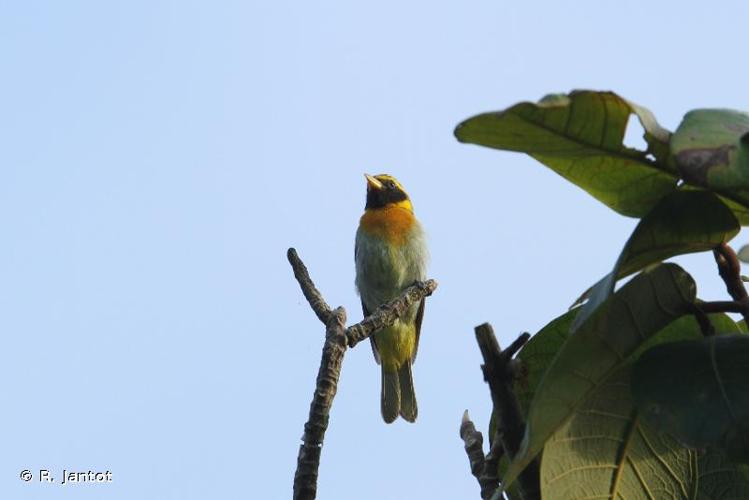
381, 368, 400, 424
398, 361, 418, 422
380, 362, 417, 423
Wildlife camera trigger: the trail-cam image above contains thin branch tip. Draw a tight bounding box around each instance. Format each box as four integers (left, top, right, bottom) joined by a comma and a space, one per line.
418, 278, 438, 295
502, 332, 531, 359
460, 410, 476, 440
287, 248, 332, 325
460, 406, 500, 499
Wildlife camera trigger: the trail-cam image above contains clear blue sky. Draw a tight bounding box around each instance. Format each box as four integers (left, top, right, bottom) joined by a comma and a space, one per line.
1, 1, 747, 499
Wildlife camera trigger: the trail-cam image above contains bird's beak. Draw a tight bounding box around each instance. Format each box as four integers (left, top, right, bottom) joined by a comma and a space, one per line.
364, 173, 384, 190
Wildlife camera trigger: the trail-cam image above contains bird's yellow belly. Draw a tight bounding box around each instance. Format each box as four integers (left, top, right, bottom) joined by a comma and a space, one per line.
375, 318, 417, 371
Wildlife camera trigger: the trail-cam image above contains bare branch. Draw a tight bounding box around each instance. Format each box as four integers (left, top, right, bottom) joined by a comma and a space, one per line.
498, 332, 530, 362
698, 300, 744, 314
346, 279, 438, 347
482, 434, 504, 499
461, 410, 487, 478
460, 410, 501, 500
288, 248, 438, 500
475, 324, 540, 500
288, 248, 332, 324
293, 306, 347, 500
689, 303, 716, 337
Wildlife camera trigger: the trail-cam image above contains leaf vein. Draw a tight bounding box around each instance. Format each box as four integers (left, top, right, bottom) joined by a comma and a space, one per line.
637, 425, 690, 498
626, 456, 656, 500
610, 413, 639, 499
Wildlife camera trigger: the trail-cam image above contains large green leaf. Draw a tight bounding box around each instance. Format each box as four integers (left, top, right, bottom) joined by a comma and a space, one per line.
632, 313, 744, 357
454, 90, 677, 217
511, 311, 741, 424
542, 367, 749, 499
671, 109, 749, 222
500, 264, 696, 491
539, 315, 744, 497
672, 109, 749, 191
632, 334, 749, 462
495, 312, 741, 498
517, 312, 742, 419
572, 190, 739, 330
514, 311, 577, 414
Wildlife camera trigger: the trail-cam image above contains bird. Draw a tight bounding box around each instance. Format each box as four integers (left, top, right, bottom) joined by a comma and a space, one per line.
355, 173, 428, 423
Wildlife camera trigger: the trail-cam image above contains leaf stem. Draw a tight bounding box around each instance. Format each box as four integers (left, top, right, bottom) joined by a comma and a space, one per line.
713, 244, 749, 324
689, 303, 716, 337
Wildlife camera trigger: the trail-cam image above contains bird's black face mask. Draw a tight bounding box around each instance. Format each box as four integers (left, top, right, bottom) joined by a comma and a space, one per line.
365, 180, 408, 210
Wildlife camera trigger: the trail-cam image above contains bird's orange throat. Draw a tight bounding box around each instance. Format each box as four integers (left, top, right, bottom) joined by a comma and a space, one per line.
360, 205, 416, 246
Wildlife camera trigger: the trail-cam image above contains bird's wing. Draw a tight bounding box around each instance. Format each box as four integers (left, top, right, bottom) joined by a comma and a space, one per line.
356, 240, 380, 364
362, 301, 381, 365
411, 298, 425, 363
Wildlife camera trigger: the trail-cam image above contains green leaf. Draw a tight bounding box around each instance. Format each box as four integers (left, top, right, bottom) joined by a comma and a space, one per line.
514, 311, 741, 419
672, 109, 749, 191
500, 263, 696, 490
495, 312, 738, 497
632, 334, 749, 461
542, 366, 749, 499
572, 190, 739, 330
518, 312, 741, 418
514, 311, 577, 413
738, 244, 749, 263
718, 194, 749, 226
671, 109, 749, 223
633, 312, 743, 357
454, 90, 677, 217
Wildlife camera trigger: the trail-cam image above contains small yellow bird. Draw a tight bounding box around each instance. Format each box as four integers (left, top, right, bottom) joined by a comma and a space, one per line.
355, 174, 428, 423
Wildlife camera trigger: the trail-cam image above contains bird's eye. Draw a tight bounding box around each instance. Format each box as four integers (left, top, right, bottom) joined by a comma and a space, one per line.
388, 181, 397, 189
